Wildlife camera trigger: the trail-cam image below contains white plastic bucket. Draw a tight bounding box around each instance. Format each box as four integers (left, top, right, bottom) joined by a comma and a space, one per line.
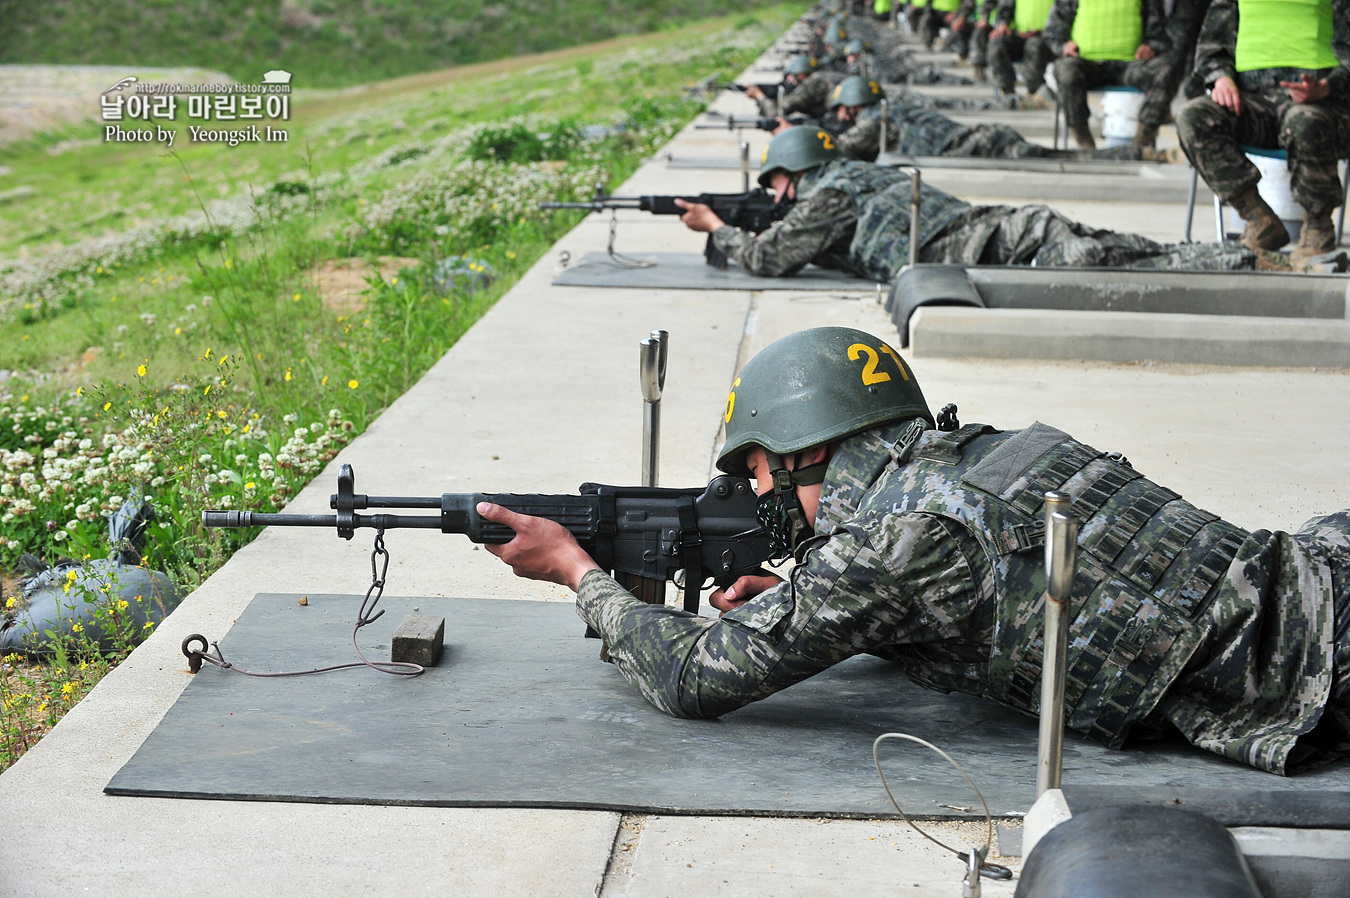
1226, 150, 1301, 242
1100, 90, 1144, 145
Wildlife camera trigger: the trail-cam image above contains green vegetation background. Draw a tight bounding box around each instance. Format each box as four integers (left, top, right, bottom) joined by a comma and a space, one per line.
0, 0, 791, 87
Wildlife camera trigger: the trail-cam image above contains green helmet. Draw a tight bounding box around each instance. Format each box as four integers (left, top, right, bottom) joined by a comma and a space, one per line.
716, 327, 933, 477
831, 76, 883, 109
784, 54, 818, 76
757, 126, 840, 187
844, 38, 871, 56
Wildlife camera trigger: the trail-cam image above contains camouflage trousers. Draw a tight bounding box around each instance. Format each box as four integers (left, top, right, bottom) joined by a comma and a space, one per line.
1053, 55, 1176, 129
987, 33, 1054, 95
970, 23, 990, 69
919, 203, 1255, 269
945, 124, 1149, 161
1175, 90, 1350, 217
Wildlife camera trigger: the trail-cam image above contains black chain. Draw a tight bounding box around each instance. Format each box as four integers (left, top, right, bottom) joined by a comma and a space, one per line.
181, 528, 424, 678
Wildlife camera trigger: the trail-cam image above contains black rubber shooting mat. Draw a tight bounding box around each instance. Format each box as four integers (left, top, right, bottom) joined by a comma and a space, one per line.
551, 253, 881, 291
107, 594, 1350, 817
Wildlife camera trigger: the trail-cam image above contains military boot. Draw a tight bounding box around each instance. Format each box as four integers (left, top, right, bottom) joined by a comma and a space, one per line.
1070, 123, 1095, 150
1228, 186, 1289, 252
1289, 211, 1337, 268
1131, 122, 1159, 149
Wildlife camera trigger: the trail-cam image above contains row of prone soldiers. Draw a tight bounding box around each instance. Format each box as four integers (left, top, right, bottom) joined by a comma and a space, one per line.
726, 0, 1350, 267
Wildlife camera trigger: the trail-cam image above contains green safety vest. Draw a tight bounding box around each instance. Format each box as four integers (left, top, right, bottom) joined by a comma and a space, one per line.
1014, 0, 1055, 33
875, 0, 893, 13
1070, 0, 1143, 62
932, 0, 962, 13
1236, 0, 1338, 73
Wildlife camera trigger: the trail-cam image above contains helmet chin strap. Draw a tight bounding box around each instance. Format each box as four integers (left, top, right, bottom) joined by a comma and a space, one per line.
764, 450, 829, 551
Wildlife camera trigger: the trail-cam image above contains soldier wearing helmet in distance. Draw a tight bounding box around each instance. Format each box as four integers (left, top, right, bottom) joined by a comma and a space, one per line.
477, 327, 1350, 774
671, 127, 1314, 277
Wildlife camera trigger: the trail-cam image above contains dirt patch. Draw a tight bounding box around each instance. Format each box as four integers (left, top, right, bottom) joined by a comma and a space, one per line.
307, 256, 419, 315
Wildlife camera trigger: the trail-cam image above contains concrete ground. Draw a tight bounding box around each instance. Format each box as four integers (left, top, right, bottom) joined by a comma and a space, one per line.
1, 20, 1348, 898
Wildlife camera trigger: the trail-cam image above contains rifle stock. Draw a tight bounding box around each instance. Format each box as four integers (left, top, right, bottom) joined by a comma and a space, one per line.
203, 463, 774, 614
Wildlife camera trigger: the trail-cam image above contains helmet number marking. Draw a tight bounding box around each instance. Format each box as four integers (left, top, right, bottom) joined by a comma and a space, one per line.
817, 131, 835, 150
724, 376, 741, 423
848, 343, 910, 384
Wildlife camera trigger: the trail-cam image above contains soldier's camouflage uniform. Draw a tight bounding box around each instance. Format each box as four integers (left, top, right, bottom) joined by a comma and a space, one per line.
711, 158, 1256, 281
576, 420, 1350, 773
1044, 0, 1177, 131
988, 0, 1057, 95
1160, 0, 1213, 101
961, 0, 1000, 70
837, 101, 1154, 160
1175, 0, 1350, 215
769, 70, 852, 118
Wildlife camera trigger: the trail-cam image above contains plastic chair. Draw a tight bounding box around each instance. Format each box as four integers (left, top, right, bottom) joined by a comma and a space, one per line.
1183, 146, 1350, 244
1052, 83, 1142, 150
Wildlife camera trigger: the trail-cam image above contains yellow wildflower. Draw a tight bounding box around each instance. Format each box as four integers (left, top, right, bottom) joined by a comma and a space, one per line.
62, 682, 75, 697
348, 379, 359, 389
137, 363, 147, 377
72, 622, 83, 634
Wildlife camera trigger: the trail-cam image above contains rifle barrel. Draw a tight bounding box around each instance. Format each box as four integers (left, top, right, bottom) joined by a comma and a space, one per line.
202, 510, 443, 529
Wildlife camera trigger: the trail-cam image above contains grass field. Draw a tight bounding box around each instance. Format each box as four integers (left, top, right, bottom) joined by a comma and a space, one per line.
0, 0, 793, 88
0, 5, 805, 770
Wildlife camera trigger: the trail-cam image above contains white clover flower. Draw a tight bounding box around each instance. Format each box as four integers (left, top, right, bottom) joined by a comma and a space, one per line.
198, 453, 212, 464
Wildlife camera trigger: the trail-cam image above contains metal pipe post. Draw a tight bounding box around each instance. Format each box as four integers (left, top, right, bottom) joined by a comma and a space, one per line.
878, 98, 889, 158
1037, 491, 1078, 797
740, 140, 751, 193
639, 330, 668, 488
908, 168, 922, 269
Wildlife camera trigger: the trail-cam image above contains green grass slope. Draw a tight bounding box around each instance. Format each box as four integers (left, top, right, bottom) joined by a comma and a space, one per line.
0, 0, 790, 88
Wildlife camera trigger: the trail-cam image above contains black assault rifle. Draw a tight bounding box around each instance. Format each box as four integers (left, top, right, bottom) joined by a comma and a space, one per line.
694, 114, 814, 133
539, 185, 788, 269
682, 79, 781, 99
202, 464, 773, 615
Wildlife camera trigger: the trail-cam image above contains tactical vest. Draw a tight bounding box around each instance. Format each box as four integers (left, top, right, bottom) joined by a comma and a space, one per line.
1071, 0, 1143, 61
872, 421, 1247, 748
1014, 0, 1055, 33
801, 159, 970, 282
1236, 0, 1338, 73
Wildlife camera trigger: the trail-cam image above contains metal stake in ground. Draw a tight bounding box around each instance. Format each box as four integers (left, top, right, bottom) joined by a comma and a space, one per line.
740, 140, 751, 193
908, 168, 922, 270
1037, 490, 1078, 796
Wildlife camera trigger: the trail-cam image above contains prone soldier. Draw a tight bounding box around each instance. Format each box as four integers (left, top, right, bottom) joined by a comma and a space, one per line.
477, 326, 1350, 775
674, 127, 1275, 282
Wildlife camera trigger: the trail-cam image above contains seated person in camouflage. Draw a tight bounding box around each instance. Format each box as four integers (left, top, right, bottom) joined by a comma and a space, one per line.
827, 75, 1167, 161
919, 0, 973, 55
1176, 0, 1350, 266
987, 0, 1057, 99
957, 0, 1000, 81
674, 128, 1284, 280
1044, 0, 1176, 148
477, 326, 1350, 775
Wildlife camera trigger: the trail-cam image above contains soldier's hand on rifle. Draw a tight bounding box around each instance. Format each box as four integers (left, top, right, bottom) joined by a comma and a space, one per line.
1211, 76, 1242, 114
746, 84, 765, 100
675, 199, 727, 233
1281, 73, 1330, 104
476, 503, 602, 591
708, 572, 785, 616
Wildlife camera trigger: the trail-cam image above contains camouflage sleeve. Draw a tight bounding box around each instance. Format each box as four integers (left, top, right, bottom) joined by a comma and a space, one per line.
710, 187, 857, 277
576, 514, 980, 719
1041, 0, 1077, 55
837, 115, 884, 160
993, 0, 1014, 29
780, 73, 829, 117
1142, 0, 1171, 53
1192, 0, 1236, 88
